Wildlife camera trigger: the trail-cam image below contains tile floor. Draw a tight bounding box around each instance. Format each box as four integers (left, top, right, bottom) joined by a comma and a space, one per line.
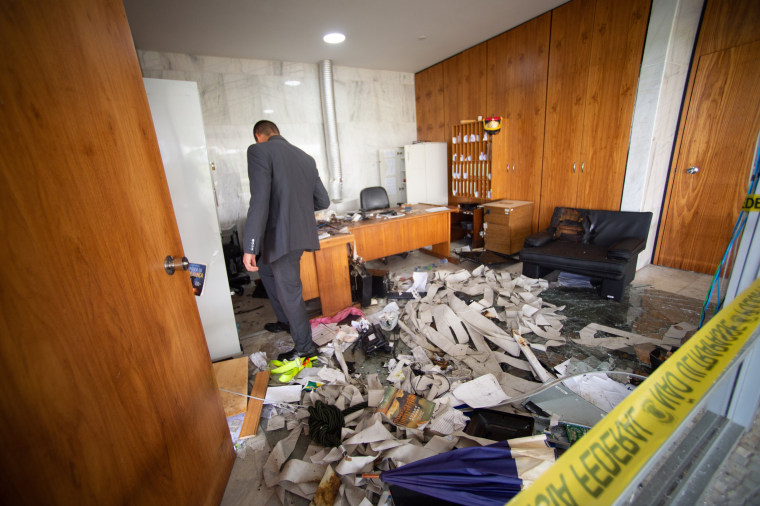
223, 252, 759, 504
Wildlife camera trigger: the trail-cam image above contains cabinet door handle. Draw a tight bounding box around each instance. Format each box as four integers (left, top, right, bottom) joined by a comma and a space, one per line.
572, 162, 576, 173
581, 162, 585, 173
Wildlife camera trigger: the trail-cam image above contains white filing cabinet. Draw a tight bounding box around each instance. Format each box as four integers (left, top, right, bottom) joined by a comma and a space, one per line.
404, 142, 448, 206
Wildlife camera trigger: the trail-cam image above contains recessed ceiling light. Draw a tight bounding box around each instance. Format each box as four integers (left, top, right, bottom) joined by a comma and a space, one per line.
323, 32, 346, 44
263, 109, 274, 114
284, 80, 301, 87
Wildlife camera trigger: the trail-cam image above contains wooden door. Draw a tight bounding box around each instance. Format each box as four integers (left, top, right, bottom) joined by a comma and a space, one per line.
539, 0, 596, 229
487, 13, 550, 232
656, 41, 760, 273
0, 1, 234, 504
415, 63, 446, 142
577, 0, 651, 210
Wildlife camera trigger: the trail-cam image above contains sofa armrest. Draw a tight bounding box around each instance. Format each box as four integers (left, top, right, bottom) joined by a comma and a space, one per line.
523, 230, 554, 248
607, 237, 646, 261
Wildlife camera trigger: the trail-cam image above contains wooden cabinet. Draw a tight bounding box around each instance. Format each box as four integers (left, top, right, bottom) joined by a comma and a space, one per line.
483, 200, 534, 255
486, 13, 550, 232
539, 0, 651, 229
414, 64, 446, 142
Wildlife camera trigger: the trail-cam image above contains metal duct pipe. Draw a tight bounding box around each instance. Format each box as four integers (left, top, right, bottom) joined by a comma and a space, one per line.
318, 59, 343, 203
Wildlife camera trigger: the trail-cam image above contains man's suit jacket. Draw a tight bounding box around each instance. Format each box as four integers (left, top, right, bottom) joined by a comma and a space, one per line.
243, 135, 330, 264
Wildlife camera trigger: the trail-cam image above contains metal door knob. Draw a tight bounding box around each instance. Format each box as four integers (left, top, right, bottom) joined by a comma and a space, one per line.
686, 166, 699, 174
164, 255, 189, 275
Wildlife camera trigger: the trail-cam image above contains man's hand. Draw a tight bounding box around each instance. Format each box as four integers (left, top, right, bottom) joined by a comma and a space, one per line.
243, 252, 258, 272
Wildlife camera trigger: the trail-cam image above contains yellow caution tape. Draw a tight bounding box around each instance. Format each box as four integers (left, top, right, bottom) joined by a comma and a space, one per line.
741, 195, 760, 211
510, 276, 760, 506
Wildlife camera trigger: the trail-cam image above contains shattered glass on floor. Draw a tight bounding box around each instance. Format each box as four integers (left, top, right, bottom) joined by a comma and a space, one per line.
221, 250, 711, 505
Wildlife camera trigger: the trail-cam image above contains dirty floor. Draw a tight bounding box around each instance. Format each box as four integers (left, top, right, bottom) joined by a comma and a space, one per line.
221, 248, 760, 505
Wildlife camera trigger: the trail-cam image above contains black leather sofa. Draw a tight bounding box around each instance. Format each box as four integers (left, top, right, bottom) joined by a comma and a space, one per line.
519, 207, 653, 301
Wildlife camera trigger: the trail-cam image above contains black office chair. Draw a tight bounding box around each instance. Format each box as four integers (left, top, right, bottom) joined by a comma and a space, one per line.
360, 186, 390, 211
358, 186, 407, 263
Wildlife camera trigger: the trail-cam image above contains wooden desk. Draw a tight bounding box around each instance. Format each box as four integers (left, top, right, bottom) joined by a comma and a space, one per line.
346, 205, 454, 261
299, 205, 454, 317
300, 233, 353, 317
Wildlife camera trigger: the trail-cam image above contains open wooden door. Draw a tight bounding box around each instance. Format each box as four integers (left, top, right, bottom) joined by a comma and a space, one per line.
0, 1, 234, 503
656, 41, 760, 273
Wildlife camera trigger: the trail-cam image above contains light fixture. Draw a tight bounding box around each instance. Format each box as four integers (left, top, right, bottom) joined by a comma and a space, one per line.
284, 80, 301, 87
263, 109, 274, 114
323, 32, 346, 44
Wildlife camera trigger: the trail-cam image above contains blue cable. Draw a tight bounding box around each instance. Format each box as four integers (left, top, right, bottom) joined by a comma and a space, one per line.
700, 131, 760, 327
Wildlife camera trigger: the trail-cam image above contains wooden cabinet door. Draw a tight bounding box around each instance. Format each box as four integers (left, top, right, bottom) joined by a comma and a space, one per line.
487, 13, 550, 232
577, 0, 651, 210
656, 41, 760, 273
415, 63, 446, 142
0, 0, 234, 503
539, 0, 596, 229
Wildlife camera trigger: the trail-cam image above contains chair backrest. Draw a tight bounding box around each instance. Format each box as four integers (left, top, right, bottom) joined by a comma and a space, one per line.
360, 186, 390, 211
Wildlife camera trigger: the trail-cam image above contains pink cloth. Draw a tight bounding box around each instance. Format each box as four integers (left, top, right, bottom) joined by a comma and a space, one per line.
310, 307, 364, 328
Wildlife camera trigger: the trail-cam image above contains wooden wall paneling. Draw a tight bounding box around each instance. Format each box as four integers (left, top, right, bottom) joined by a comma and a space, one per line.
443, 44, 488, 128
506, 14, 551, 231
486, 14, 550, 231
577, 0, 651, 211
696, 0, 760, 56
539, 0, 596, 229
414, 64, 446, 142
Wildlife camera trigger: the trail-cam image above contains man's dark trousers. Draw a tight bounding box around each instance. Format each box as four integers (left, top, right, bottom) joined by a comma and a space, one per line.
257, 249, 313, 353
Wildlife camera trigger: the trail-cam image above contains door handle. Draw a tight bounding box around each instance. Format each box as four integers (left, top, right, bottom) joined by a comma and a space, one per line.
686, 166, 699, 174
164, 255, 189, 275
572, 162, 576, 173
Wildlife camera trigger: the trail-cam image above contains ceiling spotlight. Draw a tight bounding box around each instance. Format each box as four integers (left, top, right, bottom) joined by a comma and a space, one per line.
323, 32, 346, 44
284, 80, 301, 87
263, 109, 274, 114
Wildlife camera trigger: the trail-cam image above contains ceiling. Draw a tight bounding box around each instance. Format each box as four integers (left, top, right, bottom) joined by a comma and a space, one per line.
122, 0, 569, 74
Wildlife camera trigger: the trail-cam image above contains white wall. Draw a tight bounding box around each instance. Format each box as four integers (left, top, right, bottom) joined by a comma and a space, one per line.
138, 51, 418, 230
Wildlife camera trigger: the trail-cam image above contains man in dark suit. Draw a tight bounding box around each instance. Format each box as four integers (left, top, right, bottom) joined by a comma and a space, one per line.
242, 120, 331, 360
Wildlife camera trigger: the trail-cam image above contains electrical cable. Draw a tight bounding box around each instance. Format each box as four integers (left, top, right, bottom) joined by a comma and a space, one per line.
699, 131, 760, 327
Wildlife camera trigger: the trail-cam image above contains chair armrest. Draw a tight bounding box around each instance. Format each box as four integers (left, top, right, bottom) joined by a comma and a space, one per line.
607, 237, 646, 261
523, 230, 554, 248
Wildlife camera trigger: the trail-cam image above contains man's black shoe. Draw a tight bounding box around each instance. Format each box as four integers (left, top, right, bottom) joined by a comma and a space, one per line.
277, 348, 318, 362
265, 321, 290, 333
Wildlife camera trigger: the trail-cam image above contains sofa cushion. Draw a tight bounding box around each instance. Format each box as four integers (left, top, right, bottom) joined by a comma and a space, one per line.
550, 208, 591, 243
519, 241, 628, 279
587, 210, 653, 247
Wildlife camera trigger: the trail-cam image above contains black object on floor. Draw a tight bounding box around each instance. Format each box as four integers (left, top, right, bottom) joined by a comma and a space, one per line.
265, 321, 289, 333
464, 409, 535, 441
458, 249, 518, 266
251, 279, 269, 298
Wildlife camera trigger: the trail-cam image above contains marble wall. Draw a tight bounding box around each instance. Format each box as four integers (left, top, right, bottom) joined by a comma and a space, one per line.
138, 51, 418, 229
621, 0, 704, 268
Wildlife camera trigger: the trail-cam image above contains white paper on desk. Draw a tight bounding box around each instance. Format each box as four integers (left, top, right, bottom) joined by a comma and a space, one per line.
265, 385, 302, 403
424, 206, 450, 213
409, 272, 428, 292
318, 232, 330, 240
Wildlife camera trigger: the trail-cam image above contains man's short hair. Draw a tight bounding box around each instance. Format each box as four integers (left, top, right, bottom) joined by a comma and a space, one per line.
253, 120, 280, 138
